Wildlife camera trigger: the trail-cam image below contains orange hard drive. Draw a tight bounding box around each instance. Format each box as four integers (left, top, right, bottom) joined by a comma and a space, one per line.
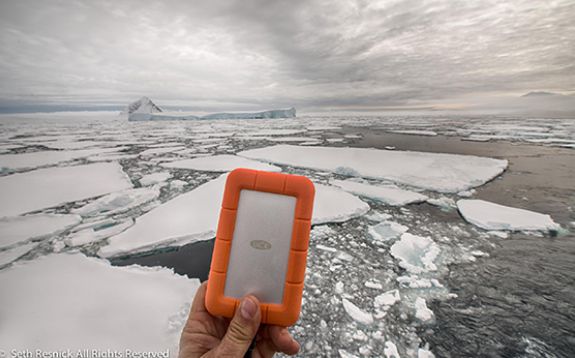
205, 168, 315, 326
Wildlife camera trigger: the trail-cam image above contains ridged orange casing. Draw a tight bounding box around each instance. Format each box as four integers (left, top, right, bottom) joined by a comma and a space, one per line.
205, 168, 315, 326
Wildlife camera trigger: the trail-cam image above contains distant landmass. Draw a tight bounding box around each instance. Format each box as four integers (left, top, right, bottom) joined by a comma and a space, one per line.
521, 91, 560, 97
123, 97, 296, 121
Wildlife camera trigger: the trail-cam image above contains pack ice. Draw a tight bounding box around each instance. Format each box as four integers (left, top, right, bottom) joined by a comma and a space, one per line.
0, 253, 200, 351
239, 145, 508, 193
0, 213, 81, 248
0, 162, 132, 217
161, 154, 281, 172
457, 199, 561, 232
99, 175, 368, 257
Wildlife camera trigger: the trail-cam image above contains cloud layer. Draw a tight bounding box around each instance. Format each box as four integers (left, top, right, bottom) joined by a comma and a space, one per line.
0, 0, 574, 112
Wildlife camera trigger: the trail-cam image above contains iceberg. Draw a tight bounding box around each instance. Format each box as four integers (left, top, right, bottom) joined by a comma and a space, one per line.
238, 145, 508, 193
0, 163, 132, 217
457, 199, 561, 232
125, 97, 296, 121
0, 253, 200, 351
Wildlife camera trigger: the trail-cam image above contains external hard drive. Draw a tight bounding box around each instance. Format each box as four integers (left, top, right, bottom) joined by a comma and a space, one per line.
205, 168, 315, 326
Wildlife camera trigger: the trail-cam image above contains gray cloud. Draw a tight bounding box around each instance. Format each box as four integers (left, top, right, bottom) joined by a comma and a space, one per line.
0, 0, 574, 113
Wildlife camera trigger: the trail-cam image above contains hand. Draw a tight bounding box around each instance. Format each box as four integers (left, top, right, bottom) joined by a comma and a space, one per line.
179, 282, 300, 357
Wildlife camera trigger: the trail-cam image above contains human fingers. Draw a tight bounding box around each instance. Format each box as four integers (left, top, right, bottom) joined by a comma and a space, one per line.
214, 295, 262, 357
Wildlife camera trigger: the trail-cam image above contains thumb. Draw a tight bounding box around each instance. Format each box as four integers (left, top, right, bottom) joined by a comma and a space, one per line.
216, 296, 261, 357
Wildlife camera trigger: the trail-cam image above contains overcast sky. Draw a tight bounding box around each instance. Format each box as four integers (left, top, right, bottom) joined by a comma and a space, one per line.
0, 0, 573, 113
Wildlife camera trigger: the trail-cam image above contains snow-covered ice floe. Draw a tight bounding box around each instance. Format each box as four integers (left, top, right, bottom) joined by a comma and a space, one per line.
330, 179, 428, 206
0, 147, 125, 170
457, 199, 561, 233
0, 213, 82, 248
0, 162, 132, 217
0, 253, 200, 351
368, 221, 408, 242
73, 186, 161, 217
99, 176, 368, 257
239, 145, 508, 193
161, 154, 281, 172
0, 242, 37, 267
342, 298, 374, 325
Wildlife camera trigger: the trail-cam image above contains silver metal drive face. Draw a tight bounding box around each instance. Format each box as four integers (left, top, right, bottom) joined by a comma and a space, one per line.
223, 189, 296, 304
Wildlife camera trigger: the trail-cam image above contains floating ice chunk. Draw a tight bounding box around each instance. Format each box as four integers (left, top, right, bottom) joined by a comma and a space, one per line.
330, 179, 427, 206
426, 197, 457, 211
338, 350, 359, 358
0, 162, 132, 217
269, 136, 317, 142
397, 276, 436, 289
239, 145, 507, 193
0, 242, 37, 267
374, 289, 401, 307
313, 184, 370, 224
316, 244, 338, 253
489, 231, 509, 239
418, 347, 436, 358
414, 297, 434, 322
369, 221, 409, 242
161, 154, 281, 172
384, 341, 401, 358
0, 147, 125, 170
457, 189, 476, 197
457, 199, 561, 232
0, 214, 82, 248
65, 219, 133, 247
390, 233, 440, 274
390, 130, 438, 136
365, 211, 392, 222
365, 279, 383, 289
246, 129, 305, 136
342, 298, 373, 325
99, 176, 367, 257
335, 281, 345, 294
170, 180, 187, 190
87, 153, 139, 162
139, 146, 186, 156
307, 125, 341, 131
0, 253, 200, 351
73, 186, 160, 217
140, 172, 172, 186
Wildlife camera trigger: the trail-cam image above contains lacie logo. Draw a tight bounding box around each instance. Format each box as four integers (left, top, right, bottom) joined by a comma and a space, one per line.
250, 240, 272, 250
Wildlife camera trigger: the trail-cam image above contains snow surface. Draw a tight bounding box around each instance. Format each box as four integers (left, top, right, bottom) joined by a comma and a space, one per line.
239, 145, 508, 193
65, 219, 134, 247
99, 175, 368, 257
390, 233, 440, 274
457, 199, 561, 232
0, 253, 200, 351
331, 179, 428, 206
0, 214, 81, 248
0, 162, 133, 217
73, 186, 160, 217
161, 154, 281, 172
342, 298, 373, 325
0, 242, 37, 267
0, 147, 124, 170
